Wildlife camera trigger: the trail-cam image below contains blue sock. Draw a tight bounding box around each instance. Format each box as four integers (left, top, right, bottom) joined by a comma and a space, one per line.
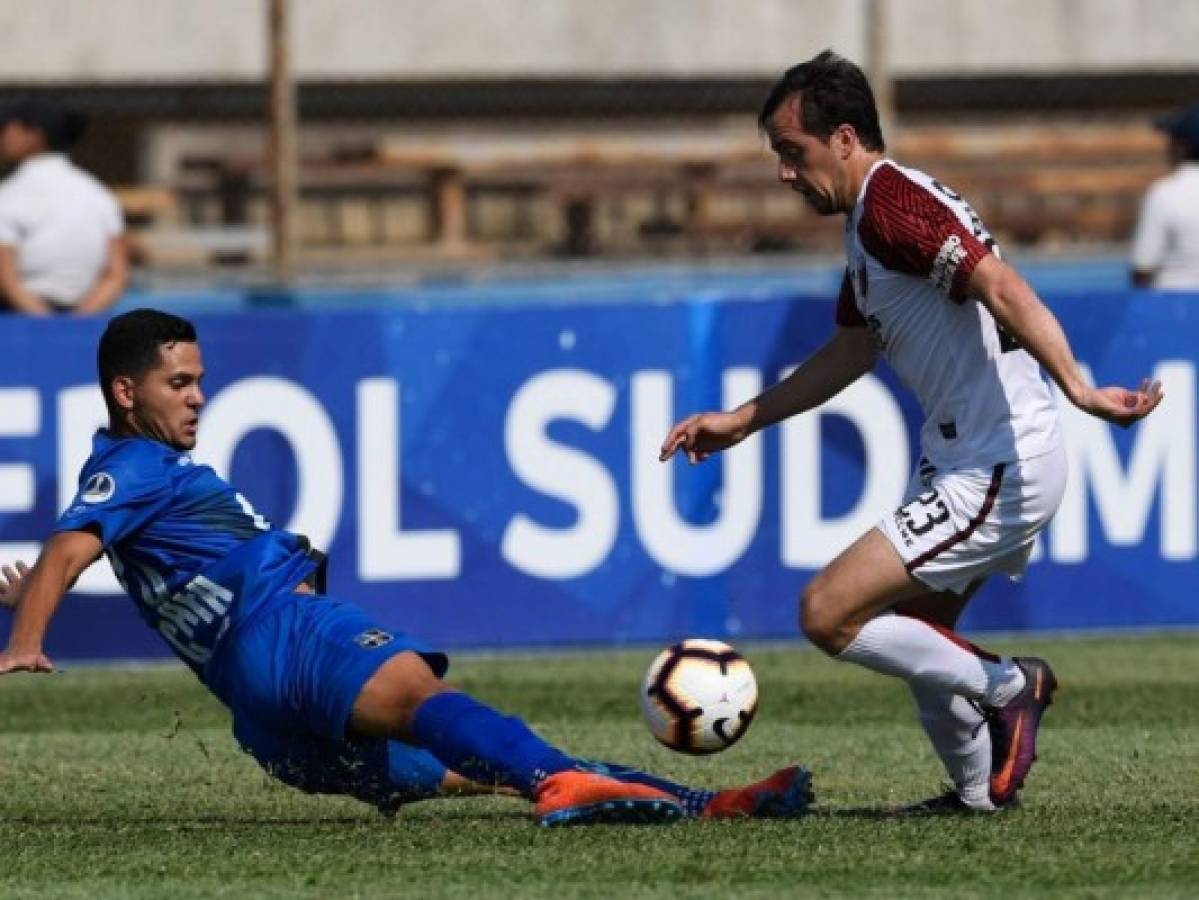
410, 691, 576, 796
589, 762, 717, 818
383, 741, 447, 801
247, 734, 447, 811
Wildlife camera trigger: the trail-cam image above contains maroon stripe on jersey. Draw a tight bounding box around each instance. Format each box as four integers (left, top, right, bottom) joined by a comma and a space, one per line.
905, 463, 1006, 574
897, 613, 1002, 664
835, 267, 866, 327
858, 163, 991, 302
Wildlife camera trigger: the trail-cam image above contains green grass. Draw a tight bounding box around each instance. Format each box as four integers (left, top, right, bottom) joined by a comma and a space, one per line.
1, 633, 1196, 899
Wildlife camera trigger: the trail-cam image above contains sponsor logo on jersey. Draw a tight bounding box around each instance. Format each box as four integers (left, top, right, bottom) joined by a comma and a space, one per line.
82, 472, 116, 504
930, 234, 967, 293
355, 628, 394, 649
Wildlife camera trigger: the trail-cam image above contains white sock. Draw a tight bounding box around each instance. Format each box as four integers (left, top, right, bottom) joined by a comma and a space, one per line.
911, 682, 995, 810
837, 612, 1025, 707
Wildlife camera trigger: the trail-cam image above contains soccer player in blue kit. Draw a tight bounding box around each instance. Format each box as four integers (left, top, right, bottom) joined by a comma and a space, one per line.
0, 309, 812, 826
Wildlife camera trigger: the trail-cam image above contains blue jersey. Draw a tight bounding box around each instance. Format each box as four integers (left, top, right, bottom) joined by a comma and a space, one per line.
55, 430, 317, 675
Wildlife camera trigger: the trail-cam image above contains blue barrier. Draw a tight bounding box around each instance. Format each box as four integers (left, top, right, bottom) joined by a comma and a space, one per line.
1, 286, 1196, 661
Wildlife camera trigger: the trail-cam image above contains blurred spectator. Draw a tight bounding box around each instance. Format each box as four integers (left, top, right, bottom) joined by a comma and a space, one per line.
1131, 104, 1199, 290
0, 98, 128, 315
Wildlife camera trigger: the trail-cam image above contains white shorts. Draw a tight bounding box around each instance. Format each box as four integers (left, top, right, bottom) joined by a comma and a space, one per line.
879, 443, 1067, 596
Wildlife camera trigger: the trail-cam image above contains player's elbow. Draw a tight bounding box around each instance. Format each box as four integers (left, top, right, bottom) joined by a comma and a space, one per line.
975, 261, 1038, 324
41, 530, 103, 587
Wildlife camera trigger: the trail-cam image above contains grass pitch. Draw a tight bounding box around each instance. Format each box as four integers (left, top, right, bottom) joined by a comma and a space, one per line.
1, 633, 1196, 899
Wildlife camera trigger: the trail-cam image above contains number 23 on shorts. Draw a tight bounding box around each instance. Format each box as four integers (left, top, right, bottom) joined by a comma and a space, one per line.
901, 491, 950, 536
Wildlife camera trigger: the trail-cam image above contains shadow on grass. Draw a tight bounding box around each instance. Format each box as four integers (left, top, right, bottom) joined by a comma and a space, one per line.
807, 804, 984, 821
4, 808, 533, 828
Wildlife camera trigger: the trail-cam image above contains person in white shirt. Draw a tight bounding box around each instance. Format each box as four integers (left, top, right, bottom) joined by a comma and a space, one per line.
1131, 104, 1199, 290
661, 51, 1163, 814
0, 98, 128, 316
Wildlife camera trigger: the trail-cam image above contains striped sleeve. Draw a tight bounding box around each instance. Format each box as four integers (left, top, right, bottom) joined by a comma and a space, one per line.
857, 164, 991, 302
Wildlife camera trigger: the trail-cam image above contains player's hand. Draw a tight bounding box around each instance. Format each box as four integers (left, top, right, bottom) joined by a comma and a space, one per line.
0, 561, 30, 610
660, 409, 752, 464
1079, 379, 1164, 428
0, 648, 55, 675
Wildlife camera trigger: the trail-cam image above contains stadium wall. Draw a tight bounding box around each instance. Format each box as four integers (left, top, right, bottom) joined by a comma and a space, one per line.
1, 288, 1196, 660
4, 0, 1198, 81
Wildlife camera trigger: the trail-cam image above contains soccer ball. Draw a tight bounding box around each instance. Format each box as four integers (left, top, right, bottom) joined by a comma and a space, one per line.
641, 639, 758, 754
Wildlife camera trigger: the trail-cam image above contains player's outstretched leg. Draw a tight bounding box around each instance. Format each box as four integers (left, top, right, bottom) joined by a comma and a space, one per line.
355, 654, 684, 826
984, 656, 1058, 805
411, 692, 687, 827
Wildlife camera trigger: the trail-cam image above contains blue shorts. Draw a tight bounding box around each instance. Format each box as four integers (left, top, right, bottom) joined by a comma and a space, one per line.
207, 592, 449, 742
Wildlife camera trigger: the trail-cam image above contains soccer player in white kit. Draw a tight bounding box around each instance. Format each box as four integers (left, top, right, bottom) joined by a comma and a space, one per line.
661, 51, 1163, 812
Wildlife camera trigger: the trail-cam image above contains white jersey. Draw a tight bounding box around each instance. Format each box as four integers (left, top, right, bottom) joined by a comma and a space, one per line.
0, 153, 124, 307
1130, 162, 1199, 290
838, 159, 1060, 470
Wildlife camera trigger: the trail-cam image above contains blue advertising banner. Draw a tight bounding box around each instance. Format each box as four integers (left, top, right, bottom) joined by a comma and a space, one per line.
1, 288, 1196, 661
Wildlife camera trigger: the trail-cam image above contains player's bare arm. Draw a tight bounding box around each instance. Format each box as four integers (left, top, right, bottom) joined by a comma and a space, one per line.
0, 529, 102, 674
968, 254, 1163, 427
660, 325, 876, 464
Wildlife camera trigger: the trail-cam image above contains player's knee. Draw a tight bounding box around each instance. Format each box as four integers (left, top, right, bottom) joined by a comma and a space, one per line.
351, 651, 447, 740
392, 665, 446, 729
799, 580, 850, 655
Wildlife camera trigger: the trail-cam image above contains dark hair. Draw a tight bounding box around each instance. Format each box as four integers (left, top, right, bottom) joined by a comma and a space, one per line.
48, 109, 88, 151
1, 98, 89, 151
758, 50, 885, 152
1157, 103, 1199, 161
98, 309, 197, 416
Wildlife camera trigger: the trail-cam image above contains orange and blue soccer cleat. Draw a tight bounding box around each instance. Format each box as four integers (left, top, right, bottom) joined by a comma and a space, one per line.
534, 771, 685, 827
700, 765, 815, 819
986, 656, 1058, 806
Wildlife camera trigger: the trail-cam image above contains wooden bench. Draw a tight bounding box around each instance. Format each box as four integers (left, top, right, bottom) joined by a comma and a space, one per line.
124, 121, 1173, 267
892, 123, 1168, 244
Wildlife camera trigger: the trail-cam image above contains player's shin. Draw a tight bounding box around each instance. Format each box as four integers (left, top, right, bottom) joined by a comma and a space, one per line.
409, 691, 576, 797
910, 682, 994, 810
836, 612, 1026, 707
